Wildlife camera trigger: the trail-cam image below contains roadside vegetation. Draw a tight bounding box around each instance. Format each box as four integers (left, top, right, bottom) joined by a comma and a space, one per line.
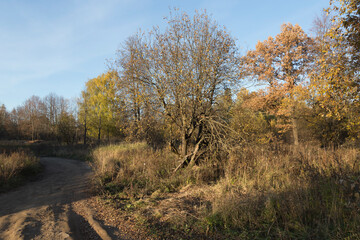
0, 141, 91, 160
0, 151, 42, 192
92, 143, 360, 239
0, 141, 89, 192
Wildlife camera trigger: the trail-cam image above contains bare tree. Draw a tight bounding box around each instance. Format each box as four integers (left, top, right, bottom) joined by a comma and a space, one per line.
117, 10, 240, 170
43, 93, 69, 140
17, 96, 47, 140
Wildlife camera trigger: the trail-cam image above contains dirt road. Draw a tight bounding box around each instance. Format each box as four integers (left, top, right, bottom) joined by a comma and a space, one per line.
0, 157, 120, 240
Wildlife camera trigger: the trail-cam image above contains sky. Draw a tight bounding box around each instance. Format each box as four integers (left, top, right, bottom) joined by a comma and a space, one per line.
0, 0, 330, 110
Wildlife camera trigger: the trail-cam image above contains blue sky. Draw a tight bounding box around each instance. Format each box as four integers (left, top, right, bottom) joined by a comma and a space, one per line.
0, 0, 330, 110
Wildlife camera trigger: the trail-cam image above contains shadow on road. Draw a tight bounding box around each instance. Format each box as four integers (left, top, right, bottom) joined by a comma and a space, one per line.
0, 157, 92, 217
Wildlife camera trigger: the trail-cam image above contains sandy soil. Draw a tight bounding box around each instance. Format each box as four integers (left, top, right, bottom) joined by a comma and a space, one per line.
0, 157, 125, 240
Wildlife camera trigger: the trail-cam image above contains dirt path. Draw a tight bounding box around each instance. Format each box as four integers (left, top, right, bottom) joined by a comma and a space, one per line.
0, 157, 123, 240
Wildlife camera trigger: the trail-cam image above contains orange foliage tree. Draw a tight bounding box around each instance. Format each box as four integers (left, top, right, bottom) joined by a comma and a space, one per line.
241, 23, 314, 145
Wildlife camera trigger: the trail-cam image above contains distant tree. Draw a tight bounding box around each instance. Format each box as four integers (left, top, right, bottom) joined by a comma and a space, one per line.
311, 12, 333, 41
81, 71, 119, 143
0, 96, 75, 142
6, 109, 20, 139
0, 104, 8, 139
43, 93, 59, 136
17, 96, 48, 140
241, 23, 314, 145
43, 93, 69, 140
57, 111, 77, 144
78, 90, 90, 145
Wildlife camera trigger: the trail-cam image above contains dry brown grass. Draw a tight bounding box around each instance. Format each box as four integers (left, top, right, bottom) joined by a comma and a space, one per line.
0, 151, 41, 191
92, 143, 360, 239
207, 144, 360, 239
92, 142, 183, 197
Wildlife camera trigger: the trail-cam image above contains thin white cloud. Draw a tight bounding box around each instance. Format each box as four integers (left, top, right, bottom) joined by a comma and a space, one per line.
0, 0, 142, 86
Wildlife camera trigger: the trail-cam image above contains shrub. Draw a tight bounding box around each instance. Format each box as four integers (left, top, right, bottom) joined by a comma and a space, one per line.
0, 151, 41, 191
92, 142, 184, 197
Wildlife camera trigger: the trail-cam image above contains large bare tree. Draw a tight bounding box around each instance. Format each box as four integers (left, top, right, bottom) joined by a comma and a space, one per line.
116, 10, 240, 170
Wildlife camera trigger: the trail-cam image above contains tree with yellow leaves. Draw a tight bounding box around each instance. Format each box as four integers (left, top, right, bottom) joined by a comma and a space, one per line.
307, 1, 360, 145
79, 71, 120, 143
329, 0, 360, 67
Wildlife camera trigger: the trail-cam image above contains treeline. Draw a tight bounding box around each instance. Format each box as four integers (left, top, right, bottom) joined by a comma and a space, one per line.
0, 94, 78, 144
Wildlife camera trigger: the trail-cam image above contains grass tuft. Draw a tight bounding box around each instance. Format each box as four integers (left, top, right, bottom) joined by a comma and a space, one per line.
0, 151, 42, 192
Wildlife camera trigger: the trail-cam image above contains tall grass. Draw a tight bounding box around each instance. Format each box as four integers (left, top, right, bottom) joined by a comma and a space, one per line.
0, 151, 41, 191
92, 143, 360, 239
209, 144, 360, 239
92, 142, 184, 197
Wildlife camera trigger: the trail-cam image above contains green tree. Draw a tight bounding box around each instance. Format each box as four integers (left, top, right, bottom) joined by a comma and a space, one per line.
230, 89, 274, 144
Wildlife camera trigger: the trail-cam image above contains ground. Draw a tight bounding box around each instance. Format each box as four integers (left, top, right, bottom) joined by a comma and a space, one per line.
0, 157, 151, 240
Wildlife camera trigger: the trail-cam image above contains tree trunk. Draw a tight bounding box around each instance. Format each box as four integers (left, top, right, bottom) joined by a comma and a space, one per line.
137, 105, 141, 122
173, 135, 204, 173
83, 118, 87, 145
188, 135, 205, 167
